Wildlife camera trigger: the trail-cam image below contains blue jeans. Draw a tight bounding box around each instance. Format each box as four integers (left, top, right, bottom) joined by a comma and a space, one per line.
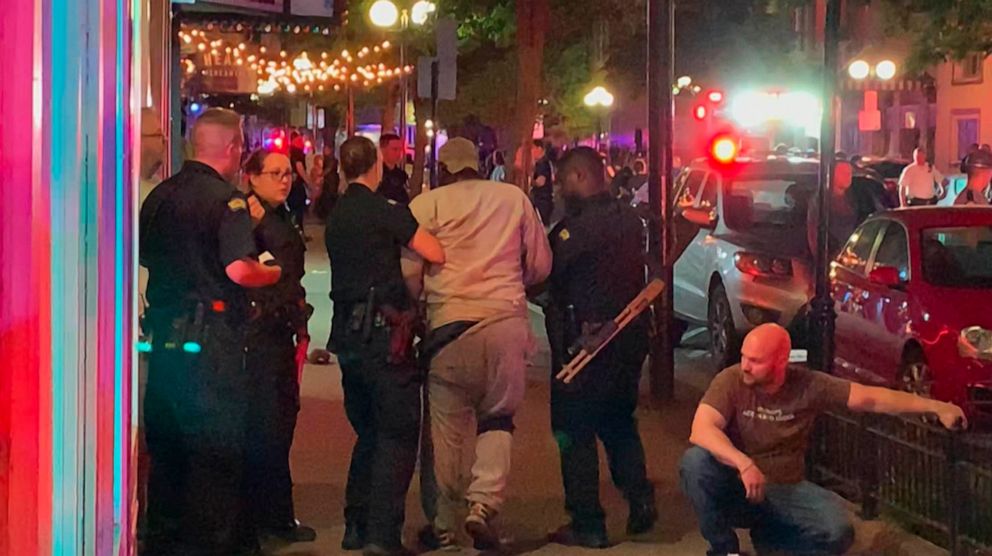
680, 446, 855, 556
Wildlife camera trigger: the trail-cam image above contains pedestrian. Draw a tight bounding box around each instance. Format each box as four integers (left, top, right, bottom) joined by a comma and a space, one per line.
287, 132, 309, 229
532, 140, 555, 224
379, 132, 411, 205
401, 137, 552, 550
681, 324, 967, 556
489, 149, 507, 183
241, 149, 316, 545
806, 160, 872, 259
960, 143, 980, 173
325, 136, 446, 556
139, 107, 282, 556
543, 147, 656, 548
954, 148, 992, 206
899, 147, 948, 206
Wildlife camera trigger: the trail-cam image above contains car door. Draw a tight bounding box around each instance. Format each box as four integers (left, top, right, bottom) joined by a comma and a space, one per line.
861, 221, 911, 384
831, 219, 887, 380
673, 169, 711, 321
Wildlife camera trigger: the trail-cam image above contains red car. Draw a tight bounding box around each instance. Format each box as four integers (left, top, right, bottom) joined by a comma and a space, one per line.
830, 207, 992, 419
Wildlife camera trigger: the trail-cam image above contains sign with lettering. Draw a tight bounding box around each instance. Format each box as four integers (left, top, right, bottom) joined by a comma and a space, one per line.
206, 0, 284, 13
198, 51, 258, 93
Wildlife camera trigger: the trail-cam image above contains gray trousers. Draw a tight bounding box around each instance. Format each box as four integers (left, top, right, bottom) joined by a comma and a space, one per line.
428, 315, 534, 532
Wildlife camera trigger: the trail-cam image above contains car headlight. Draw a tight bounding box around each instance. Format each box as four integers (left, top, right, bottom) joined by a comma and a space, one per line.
958, 326, 992, 361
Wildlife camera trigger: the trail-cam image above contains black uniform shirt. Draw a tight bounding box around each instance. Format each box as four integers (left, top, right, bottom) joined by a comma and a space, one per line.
379, 163, 411, 205
548, 193, 645, 324
139, 161, 256, 315
325, 182, 419, 312
249, 198, 307, 311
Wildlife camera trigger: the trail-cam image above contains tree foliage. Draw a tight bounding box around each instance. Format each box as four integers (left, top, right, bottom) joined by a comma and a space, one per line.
880, 0, 992, 72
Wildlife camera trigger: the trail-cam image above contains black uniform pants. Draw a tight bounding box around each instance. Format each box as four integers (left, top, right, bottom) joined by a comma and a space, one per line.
244, 325, 300, 530
338, 328, 422, 548
550, 354, 653, 533
143, 316, 255, 556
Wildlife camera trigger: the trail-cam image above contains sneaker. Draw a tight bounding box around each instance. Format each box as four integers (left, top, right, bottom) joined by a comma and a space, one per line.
464, 502, 499, 550
548, 523, 609, 549
626, 499, 658, 535
417, 525, 460, 552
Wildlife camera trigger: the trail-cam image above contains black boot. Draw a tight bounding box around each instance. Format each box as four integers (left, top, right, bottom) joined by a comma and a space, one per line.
341, 521, 366, 551
627, 498, 658, 535
548, 523, 609, 549
261, 520, 317, 543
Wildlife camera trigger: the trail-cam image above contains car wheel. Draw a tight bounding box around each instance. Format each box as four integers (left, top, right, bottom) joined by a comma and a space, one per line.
899, 350, 933, 398
708, 283, 740, 371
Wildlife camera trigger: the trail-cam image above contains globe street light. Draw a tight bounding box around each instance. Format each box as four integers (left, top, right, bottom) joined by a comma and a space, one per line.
584, 86, 615, 151
368, 0, 436, 155
848, 59, 870, 80
369, 0, 399, 28
876, 59, 897, 80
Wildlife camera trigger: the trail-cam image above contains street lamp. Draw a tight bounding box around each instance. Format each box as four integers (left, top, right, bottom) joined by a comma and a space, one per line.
584, 86, 615, 151
848, 59, 870, 80
369, 0, 436, 154
876, 60, 897, 80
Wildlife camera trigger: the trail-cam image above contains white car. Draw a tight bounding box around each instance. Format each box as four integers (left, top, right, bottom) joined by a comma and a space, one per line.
672, 157, 819, 370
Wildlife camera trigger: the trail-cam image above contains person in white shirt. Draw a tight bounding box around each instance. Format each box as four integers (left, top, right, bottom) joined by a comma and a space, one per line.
402, 137, 552, 550
954, 148, 992, 206
899, 147, 948, 207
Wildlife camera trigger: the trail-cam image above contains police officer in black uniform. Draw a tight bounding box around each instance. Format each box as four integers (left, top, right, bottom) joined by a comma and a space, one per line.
241, 149, 316, 544
139, 108, 282, 556
545, 147, 657, 548
325, 136, 445, 556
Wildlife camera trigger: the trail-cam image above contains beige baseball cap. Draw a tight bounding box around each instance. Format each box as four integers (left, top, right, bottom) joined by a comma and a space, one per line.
438, 137, 479, 174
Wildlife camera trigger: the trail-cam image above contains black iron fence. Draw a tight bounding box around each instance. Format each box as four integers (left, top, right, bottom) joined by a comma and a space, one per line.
808, 412, 992, 556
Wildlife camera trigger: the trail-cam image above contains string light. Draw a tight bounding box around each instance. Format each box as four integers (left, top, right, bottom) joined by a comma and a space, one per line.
179, 29, 408, 96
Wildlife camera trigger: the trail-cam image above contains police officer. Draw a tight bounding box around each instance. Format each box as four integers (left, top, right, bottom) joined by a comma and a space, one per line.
954, 148, 992, 206
545, 147, 657, 548
325, 136, 445, 556
241, 149, 316, 544
139, 108, 282, 556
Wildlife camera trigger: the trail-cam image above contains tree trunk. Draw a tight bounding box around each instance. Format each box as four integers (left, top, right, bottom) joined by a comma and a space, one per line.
381, 83, 399, 136
512, 0, 550, 192
410, 96, 430, 198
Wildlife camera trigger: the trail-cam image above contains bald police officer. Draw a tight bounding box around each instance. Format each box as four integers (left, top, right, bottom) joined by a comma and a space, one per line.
140, 108, 282, 556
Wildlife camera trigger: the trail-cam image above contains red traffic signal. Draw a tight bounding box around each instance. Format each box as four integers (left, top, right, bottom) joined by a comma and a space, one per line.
707, 90, 724, 104
694, 104, 708, 121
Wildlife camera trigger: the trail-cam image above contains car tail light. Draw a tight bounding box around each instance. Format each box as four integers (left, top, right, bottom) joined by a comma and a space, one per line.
734, 252, 793, 278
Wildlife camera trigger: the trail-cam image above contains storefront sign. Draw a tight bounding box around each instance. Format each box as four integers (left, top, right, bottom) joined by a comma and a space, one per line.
198, 51, 258, 93
291, 0, 334, 17
206, 0, 284, 13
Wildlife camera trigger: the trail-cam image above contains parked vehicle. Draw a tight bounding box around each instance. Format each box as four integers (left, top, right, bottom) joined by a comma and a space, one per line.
672, 156, 820, 370
831, 207, 992, 419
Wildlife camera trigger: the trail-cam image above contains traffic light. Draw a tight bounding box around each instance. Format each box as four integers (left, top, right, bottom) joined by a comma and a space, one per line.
706, 89, 724, 104
694, 104, 708, 121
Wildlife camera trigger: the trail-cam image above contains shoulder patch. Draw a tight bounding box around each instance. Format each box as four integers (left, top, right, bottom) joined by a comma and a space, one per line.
558, 228, 570, 241
228, 198, 247, 211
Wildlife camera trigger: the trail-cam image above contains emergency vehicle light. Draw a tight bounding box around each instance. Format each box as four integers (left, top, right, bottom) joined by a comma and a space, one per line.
710, 136, 738, 164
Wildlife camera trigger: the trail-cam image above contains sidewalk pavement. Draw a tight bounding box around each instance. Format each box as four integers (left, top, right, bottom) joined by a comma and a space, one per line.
273, 225, 947, 556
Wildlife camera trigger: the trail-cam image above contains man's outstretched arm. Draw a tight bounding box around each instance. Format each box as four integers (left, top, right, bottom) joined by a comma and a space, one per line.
847, 383, 968, 430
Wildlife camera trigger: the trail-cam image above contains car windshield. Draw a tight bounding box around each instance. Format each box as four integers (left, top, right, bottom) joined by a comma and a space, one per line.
921, 227, 992, 288
724, 174, 817, 233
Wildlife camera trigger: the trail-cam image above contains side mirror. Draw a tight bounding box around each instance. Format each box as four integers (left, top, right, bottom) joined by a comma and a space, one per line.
683, 207, 718, 229
868, 265, 903, 288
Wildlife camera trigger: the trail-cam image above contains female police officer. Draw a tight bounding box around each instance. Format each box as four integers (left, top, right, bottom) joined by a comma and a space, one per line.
325, 136, 445, 556
242, 149, 316, 544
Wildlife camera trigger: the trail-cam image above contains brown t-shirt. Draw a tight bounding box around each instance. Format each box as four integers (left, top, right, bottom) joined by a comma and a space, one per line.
701, 365, 852, 484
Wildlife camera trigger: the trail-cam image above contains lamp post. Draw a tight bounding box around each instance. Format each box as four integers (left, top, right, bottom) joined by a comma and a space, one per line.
370, 0, 436, 154
584, 86, 615, 153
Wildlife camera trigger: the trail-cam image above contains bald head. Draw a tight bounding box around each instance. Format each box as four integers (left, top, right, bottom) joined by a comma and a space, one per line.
739, 324, 792, 390
190, 108, 243, 181
558, 146, 607, 200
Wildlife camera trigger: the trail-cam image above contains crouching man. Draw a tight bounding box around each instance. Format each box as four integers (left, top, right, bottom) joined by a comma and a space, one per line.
681, 323, 966, 556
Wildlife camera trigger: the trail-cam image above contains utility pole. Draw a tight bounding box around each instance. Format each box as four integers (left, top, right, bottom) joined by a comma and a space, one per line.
810, 0, 841, 372
647, 0, 675, 401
